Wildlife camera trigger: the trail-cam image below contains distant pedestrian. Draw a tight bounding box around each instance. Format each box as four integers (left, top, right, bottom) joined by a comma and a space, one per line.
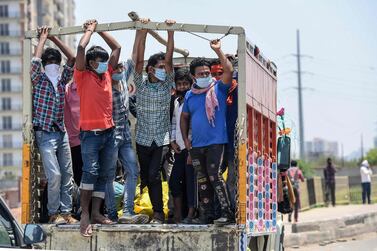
287, 160, 304, 223
360, 160, 373, 204
324, 158, 336, 207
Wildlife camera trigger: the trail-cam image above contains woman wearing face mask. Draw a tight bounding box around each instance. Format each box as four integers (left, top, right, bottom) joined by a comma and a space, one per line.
31, 26, 77, 225
180, 39, 235, 225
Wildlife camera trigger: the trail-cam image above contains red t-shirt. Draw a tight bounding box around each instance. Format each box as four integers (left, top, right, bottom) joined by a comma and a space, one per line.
74, 66, 114, 131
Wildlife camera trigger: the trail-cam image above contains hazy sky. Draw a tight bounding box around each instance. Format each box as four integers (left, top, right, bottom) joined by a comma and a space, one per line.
75, 0, 377, 158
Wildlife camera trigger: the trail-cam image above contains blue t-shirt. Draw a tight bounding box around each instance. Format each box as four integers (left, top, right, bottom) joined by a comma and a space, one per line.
183, 80, 230, 148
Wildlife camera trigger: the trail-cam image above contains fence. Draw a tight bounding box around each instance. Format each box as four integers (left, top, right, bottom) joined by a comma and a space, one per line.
299, 175, 377, 211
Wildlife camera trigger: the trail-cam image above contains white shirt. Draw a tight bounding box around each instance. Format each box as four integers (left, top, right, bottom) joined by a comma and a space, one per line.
171, 98, 191, 150
360, 166, 373, 183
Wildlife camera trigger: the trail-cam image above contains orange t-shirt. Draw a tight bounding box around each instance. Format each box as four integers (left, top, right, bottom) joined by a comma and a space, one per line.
74, 66, 114, 131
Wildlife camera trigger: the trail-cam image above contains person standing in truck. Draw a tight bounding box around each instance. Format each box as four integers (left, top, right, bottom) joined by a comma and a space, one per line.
360, 160, 373, 204
30, 26, 77, 225
74, 19, 121, 237
181, 39, 234, 225
133, 19, 176, 224
324, 158, 337, 207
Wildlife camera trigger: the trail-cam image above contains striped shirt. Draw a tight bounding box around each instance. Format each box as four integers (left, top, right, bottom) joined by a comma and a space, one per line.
112, 59, 134, 141
30, 57, 73, 132
134, 71, 174, 147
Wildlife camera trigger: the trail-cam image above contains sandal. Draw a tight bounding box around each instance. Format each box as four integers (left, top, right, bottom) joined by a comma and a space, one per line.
92, 217, 115, 225
80, 223, 92, 237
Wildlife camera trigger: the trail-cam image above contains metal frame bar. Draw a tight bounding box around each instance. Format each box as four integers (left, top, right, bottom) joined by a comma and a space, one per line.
22, 21, 249, 227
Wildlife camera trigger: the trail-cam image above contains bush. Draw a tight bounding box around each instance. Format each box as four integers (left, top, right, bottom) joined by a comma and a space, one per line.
297, 160, 315, 178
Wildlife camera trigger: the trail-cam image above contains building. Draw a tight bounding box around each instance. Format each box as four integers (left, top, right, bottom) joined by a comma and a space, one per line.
305, 138, 339, 160
374, 136, 377, 149
0, 0, 75, 179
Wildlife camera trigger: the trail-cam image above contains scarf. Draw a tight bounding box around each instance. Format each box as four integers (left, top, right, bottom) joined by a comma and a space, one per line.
191, 81, 219, 127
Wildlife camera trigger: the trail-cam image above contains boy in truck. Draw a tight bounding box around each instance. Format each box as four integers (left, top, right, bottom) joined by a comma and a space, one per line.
133, 19, 175, 224
181, 39, 234, 225
169, 68, 196, 223
74, 19, 121, 236
30, 26, 77, 225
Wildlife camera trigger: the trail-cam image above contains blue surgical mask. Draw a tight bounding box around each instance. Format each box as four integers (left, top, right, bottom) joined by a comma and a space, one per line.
195, 76, 213, 88
94, 61, 108, 74
154, 68, 166, 81
112, 72, 124, 81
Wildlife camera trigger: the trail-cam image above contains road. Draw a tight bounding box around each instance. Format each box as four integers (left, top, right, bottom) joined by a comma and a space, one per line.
286, 231, 377, 251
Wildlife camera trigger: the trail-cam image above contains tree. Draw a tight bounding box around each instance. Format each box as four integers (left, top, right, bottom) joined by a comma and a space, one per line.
366, 148, 377, 166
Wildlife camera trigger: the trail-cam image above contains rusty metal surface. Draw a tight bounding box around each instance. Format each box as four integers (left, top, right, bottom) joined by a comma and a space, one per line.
41, 224, 243, 251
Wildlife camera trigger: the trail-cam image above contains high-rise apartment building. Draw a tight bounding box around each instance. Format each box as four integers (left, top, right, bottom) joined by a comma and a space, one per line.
0, 0, 75, 179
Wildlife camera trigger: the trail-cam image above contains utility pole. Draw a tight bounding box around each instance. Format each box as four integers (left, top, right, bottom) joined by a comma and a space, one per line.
361, 134, 364, 160
341, 143, 344, 167
296, 29, 305, 160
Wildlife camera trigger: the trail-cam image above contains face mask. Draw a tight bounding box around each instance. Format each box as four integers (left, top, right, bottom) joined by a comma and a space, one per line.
176, 89, 188, 97
94, 61, 108, 74
195, 76, 213, 88
154, 68, 166, 81
112, 72, 124, 81
44, 64, 60, 87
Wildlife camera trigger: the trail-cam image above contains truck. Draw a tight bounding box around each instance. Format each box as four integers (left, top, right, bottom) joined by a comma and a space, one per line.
21, 19, 287, 251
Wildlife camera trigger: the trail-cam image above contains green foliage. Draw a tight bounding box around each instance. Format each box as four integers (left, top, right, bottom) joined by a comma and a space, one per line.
297, 160, 315, 178
366, 148, 377, 166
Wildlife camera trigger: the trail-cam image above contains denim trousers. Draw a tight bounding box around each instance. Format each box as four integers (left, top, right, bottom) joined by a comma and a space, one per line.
35, 130, 73, 216
105, 123, 139, 219
80, 128, 117, 199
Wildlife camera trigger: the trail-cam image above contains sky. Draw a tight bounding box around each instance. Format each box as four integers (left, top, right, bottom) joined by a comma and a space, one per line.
74, 0, 377, 158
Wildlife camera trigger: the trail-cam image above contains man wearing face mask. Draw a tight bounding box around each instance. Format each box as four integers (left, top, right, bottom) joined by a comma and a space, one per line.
30, 26, 77, 225
133, 19, 176, 224
180, 39, 234, 225
73, 19, 121, 237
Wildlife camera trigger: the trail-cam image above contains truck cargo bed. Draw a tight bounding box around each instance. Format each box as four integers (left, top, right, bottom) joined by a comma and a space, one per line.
40, 224, 243, 251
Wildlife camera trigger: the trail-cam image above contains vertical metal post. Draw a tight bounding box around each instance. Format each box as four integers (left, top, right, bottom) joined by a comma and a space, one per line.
21, 38, 32, 223
296, 29, 305, 160
237, 32, 247, 226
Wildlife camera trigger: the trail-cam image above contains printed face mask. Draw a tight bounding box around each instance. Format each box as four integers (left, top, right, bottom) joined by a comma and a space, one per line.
154, 68, 166, 81
94, 61, 108, 74
195, 76, 213, 88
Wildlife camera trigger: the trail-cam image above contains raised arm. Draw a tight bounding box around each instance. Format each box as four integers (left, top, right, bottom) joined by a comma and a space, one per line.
131, 18, 150, 63
98, 31, 121, 70
49, 36, 75, 67
34, 26, 49, 59
210, 40, 233, 84
165, 20, 175, 73
76, 19, 97, 71
135, 30, 148, 74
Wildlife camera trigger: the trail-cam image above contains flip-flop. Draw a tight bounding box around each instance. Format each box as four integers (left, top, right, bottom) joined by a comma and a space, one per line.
92, 218, 115, 225
80, 223, 92, 237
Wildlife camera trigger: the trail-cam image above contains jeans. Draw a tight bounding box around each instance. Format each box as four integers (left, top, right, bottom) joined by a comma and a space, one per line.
362, 182, 371, 204
169, 149, 195, 208
35, 130, 73, 216
191, 144, 232, 219
80, 128, 117, 199
105, 123, 139, 219
136, 142, 164, 214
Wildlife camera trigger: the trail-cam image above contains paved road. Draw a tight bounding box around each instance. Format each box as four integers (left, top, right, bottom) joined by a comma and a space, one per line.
286, 231, 377, 251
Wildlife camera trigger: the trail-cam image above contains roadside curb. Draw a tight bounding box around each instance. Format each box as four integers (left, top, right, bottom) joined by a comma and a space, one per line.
285, 211, 377, 247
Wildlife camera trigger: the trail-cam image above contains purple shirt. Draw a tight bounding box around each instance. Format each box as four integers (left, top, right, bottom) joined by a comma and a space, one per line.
64, 82, 80, 147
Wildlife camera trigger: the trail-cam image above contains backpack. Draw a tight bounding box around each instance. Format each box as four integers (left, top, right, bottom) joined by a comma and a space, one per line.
288, 168, 300, 190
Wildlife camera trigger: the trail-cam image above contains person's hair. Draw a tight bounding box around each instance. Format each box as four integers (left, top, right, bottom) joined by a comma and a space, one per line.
327, 158, 332, 163
146, 52, 165, 72
189, 57, 211, 75
291, 160, 298, 167
85, 46, 109, 66
174, 68, 193, 85
210, 58, 221, 67
41, 47, 62, 67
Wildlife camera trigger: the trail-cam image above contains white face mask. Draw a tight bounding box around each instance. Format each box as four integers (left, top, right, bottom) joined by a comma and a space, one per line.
44, 64, 60, 89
